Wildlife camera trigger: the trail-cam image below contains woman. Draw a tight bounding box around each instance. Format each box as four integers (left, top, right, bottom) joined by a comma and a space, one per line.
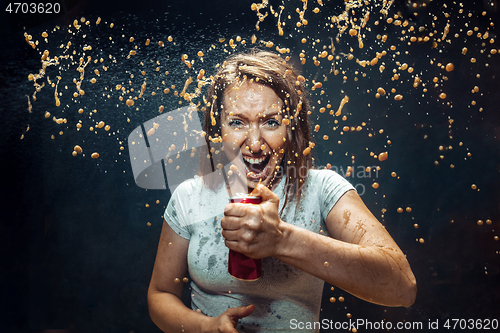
147, 49, 417, 332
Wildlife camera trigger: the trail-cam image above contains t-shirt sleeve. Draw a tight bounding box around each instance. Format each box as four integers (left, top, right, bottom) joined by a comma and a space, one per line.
319, 170, 356, 222
164, 186, 191, 240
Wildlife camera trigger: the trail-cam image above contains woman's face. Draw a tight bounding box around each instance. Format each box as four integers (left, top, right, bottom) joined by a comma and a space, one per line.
221, 80, 287, 190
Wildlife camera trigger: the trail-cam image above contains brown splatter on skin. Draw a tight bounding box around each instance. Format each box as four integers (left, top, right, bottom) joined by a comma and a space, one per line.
337, 210, 351, 240
338, 210, 367, 244
351, 219, 367, 244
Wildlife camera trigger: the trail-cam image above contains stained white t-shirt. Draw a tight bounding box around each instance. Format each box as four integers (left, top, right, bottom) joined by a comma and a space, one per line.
164, 169, 354, 332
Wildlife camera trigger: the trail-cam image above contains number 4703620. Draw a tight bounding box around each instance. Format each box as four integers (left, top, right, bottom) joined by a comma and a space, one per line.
5, 3, 61, 14
443, 319, 499, 330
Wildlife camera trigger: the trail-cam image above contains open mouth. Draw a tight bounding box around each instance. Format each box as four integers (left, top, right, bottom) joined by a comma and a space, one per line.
243, 155, 271, 181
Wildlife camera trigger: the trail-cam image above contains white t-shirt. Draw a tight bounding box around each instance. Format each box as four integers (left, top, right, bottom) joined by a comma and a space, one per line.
164, 169, 355, 332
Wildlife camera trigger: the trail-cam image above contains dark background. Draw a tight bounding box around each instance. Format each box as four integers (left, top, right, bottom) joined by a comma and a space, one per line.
1, 0, 499, 332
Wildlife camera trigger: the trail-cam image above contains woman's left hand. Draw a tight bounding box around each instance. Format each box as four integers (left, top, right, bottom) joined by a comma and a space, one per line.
221, 184, 284, 259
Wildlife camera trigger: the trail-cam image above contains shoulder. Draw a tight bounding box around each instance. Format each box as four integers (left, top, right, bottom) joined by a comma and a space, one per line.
170, 176, 205, 198
307, 168, 352, 186
305, 169, 355, 213
167, 177, 206, 213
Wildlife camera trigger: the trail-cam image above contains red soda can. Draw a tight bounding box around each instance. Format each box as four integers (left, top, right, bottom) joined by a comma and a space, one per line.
228, 196, 263, 281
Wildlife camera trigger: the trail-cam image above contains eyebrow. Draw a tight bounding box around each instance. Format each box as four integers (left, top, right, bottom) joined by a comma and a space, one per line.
226, 110, 283, 120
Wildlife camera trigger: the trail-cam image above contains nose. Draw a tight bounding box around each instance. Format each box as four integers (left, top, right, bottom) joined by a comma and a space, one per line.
246, 127, 263, 154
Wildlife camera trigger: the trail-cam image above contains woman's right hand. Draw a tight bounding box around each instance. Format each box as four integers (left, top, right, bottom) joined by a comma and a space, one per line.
207, 305, 255, 333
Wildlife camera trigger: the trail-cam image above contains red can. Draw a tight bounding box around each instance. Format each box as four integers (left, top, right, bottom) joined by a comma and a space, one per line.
228, 196, 263, 281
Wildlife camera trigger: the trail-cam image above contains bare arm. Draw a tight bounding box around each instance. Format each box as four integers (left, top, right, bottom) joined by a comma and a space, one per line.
147, 220, 208, 332
222, 187, 416, 307
148, 220, 254, 333
274, 190, 416, 306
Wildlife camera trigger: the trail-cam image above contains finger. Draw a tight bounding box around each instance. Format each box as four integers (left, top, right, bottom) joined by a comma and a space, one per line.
223, 203, 236, 214
225, 239, 253, 256
221, 229, 240, 241
224, 239, 238, 251
226, 305, 255, 320
222, 220, 258, 241
220, 216, 240, 231
224, 239, 249, 254
250, 184, 279, 205
224, 203, 247, 217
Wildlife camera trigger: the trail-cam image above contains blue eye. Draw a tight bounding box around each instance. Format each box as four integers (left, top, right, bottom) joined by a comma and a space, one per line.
228, 119, 243, 127
265, 119, 281, 128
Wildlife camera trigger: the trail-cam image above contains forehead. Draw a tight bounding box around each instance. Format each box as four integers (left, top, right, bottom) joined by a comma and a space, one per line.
222, 81, 283, 110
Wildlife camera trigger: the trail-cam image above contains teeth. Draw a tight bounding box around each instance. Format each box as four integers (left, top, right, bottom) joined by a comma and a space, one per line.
243, 156, 266, 164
